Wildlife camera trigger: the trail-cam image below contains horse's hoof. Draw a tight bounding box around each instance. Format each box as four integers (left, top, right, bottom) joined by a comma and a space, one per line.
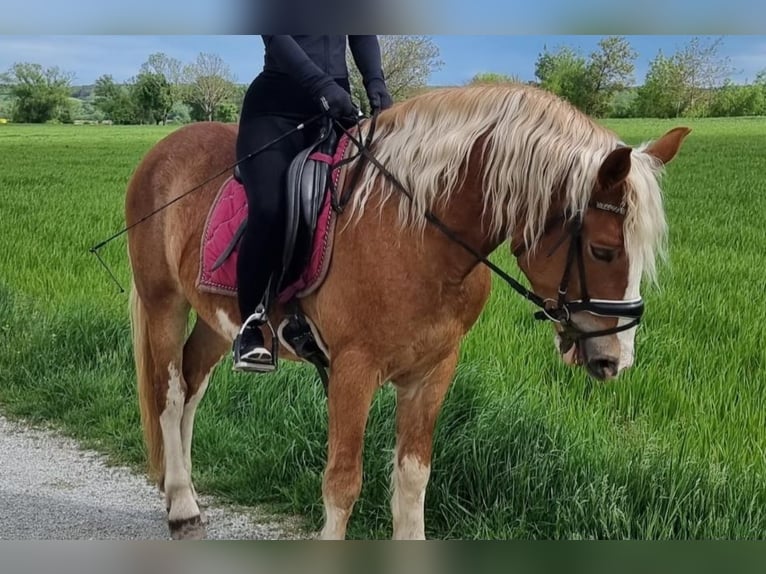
168, 515, 207, 540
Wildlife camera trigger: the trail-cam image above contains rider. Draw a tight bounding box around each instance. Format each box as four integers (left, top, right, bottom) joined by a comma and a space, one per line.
233, 35, 393, 372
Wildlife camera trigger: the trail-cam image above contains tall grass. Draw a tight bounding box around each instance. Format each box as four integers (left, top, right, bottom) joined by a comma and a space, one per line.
1, 119, 765, 539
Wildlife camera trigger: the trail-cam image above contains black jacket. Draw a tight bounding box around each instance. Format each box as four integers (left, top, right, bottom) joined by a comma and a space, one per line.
262, 35, 385, 94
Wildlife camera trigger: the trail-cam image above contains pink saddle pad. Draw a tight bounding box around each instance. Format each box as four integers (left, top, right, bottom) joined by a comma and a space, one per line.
196, 133, 351, 303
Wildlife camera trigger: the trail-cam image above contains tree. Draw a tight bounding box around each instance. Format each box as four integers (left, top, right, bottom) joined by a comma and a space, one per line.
70, 85, 93, 99
187, 100, 238, 123
584, 36, 638, 116
231, 83, 247, 111
140, 52, 184, 114
635, 51, 686, 118
468, 72, 521, 85
609, 89, 639, 118
709, 80, 766, 117
131, 71, 173, 124
183, 53, 237, 121
1, 62, 74, 123
673, 36, 734, 114
534, 46, 591, 111
756, 70, 766, 114
635, 36, 735, 118
167, 100, 191, 124
0, 96, 11, 119
59, 97, 84, 123
347, 35, 443, 114
534, 37, 637, 116
93, 74, 138, 124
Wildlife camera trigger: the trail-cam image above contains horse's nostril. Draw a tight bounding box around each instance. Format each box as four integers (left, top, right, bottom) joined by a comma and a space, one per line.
587, 358, 619, 380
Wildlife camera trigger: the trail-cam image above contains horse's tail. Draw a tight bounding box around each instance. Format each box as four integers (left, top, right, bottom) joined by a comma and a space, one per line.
129, 280, 164, 484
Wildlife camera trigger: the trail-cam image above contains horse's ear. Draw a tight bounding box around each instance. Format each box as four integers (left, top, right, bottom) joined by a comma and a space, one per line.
644, 126, 692, 165
598, 146, 632, 191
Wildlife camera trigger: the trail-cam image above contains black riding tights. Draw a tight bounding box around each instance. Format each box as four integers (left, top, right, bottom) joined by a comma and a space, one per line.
235, 114, 317, 322
235, 72, 349, 323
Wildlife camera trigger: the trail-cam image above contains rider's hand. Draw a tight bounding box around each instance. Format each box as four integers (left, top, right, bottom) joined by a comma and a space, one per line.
365, 78, 393, 113
313, 80, 357, 121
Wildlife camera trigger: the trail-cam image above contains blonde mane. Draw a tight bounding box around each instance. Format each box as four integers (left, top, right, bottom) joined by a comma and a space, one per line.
346, 83, 668, 284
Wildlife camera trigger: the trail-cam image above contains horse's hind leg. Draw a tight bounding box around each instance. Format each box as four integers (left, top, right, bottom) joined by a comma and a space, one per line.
180, 317, 228, 513
135, 291, 207, 540
151, 304, 205, 540
391, 351, 458, 540
319, 350, 379, 540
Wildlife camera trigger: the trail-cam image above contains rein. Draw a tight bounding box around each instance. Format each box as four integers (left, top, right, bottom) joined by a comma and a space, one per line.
332, 112, 644, 343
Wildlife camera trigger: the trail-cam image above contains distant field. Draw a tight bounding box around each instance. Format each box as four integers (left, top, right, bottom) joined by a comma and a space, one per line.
1, 118, 765, 539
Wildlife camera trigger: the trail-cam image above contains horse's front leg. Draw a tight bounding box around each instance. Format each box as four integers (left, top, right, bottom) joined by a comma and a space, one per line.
319, 350, 379, 540
391, 351, 458, 540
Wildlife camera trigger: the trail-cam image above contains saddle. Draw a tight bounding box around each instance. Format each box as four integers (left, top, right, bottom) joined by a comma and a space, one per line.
226, 119, 338, 297
221, 118, 340, 385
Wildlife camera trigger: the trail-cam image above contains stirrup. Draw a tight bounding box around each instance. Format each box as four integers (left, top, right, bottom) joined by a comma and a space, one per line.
232, 344, 276, 373
231, 306, 279, 373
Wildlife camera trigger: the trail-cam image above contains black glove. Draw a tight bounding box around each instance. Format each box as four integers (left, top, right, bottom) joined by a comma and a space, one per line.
313, 79, 357, 121
365, 78, 393, 113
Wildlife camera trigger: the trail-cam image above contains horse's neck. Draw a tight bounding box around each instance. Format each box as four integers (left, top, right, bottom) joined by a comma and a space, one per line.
410, 133, 569, 282
428, 166, 506, 281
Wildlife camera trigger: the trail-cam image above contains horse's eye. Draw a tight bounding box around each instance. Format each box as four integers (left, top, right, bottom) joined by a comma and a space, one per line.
590, 245, 617, 262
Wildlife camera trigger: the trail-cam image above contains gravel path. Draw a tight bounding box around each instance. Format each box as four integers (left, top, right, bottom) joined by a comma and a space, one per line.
0, 415, 306, 540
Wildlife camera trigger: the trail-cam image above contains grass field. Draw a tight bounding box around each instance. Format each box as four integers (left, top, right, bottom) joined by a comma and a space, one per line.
1, 118, 765, 539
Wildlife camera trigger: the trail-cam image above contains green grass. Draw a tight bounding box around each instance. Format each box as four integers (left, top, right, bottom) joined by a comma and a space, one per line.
1, 118, 765, 539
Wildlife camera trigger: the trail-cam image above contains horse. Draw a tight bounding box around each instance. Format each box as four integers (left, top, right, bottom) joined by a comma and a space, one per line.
125, 82, 690, 540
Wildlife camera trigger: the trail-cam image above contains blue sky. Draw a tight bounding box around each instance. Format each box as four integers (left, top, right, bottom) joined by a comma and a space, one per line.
1, 0, 763, 35
0, 35, 764, 87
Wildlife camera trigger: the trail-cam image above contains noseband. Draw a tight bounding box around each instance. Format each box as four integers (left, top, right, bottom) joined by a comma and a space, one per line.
512, 202, 644, 345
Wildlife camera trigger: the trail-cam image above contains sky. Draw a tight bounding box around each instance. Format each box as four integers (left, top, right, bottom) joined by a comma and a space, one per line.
1, 0, 764, 35
0, 35, 764, 88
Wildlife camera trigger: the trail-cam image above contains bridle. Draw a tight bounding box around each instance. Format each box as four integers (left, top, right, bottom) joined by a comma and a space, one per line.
331, 113, 645, 349
511, 203, 644, 351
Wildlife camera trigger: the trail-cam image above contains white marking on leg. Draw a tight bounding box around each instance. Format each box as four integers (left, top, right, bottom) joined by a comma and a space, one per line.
159, 362, 198, 523
391, 451, 431, 540
215, 308, 240, 341
319, 500, 350, 540
181, 368, 213, 497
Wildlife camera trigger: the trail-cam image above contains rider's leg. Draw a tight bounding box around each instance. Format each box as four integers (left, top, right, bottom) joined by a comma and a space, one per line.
233, 112, 311, 371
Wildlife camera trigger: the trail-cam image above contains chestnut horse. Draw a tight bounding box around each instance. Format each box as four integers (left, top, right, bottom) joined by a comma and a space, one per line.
125, 83, 689, 540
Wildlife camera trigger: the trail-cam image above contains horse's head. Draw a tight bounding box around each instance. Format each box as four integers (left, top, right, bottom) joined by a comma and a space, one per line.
514, 127, 690, 381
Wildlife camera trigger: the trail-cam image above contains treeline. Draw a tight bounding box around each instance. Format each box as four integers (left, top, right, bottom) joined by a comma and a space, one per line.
0, 36, 443, 125
475, 36, 766, 118
1, 36, 763, 124
0, 52, 243, 125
